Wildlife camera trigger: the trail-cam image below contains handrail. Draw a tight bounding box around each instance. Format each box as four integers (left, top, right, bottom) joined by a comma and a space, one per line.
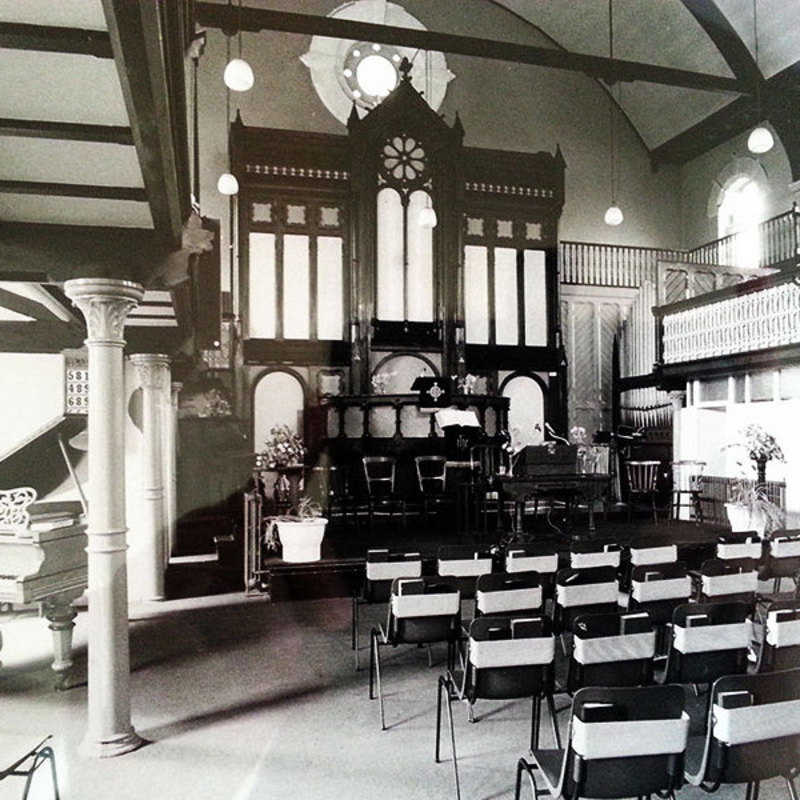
653, 265, 800, 317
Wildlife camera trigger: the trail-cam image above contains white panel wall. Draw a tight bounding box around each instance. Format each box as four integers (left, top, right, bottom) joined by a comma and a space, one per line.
317, 236, 343, 340
283, 234, 310, 339
406, 190, 434, 322
523, 249, 547, 346
494, 247, 518, 345
377, 187, 403, 320
248, 232, 276, 338
464, 245, 489, 344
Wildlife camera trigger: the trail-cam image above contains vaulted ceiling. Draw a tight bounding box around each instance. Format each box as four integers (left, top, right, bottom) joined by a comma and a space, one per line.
0, 0, 798, 249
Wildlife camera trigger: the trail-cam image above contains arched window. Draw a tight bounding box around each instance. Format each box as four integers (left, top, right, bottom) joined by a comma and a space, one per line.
376, 136, 434, 322
714, 164, 766, 268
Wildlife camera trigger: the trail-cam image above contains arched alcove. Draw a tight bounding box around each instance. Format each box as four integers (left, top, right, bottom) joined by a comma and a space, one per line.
252, 369, 307, 452
500, 374, 547, 448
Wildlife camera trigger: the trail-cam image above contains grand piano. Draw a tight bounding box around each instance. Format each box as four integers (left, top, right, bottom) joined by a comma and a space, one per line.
1, 490, 87, 688
499, 444, 610, 538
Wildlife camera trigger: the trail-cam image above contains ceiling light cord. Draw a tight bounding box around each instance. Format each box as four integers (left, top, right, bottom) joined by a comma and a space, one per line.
604, 0, 623, 225
747, 0, 774, 154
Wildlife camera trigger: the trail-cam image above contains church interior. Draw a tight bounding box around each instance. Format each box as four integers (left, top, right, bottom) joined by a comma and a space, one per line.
1, 0, 800, 798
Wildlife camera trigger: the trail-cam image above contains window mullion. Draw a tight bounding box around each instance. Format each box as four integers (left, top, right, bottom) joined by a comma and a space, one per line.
488, 244, 496, 346
275, 229, 284, 340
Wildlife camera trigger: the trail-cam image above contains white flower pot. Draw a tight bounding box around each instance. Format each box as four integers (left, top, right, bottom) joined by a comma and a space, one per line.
276, 518, 327, 563
724, 503, 766, 537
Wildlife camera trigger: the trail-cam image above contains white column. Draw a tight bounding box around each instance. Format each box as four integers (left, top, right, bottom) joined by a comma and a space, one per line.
669, 390, 686, 464
64, 277, 145, 758
164, 382, 182, 562
131, 354, 171, 601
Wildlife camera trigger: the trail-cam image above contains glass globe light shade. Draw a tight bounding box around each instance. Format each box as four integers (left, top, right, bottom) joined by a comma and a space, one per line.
223, 58, 254, 92
604, 204, 624, 226
217, 172, 239, 196
418, 206, 438, 228
356, 54, 397, 98
747, 125, 774, 155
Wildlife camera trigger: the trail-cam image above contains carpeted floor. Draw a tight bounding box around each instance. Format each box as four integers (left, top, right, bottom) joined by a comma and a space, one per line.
1, 590, 796, 800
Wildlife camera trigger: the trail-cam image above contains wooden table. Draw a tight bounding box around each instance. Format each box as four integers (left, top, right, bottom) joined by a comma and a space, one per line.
499, 474, 610, 538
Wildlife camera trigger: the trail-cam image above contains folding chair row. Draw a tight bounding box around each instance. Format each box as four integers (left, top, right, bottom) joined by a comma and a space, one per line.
516, 668, 800, 800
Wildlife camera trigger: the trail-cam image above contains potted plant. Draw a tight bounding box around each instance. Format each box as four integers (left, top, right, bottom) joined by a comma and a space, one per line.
725, 474, 784, 537
723, 424, 785, 537
265, 496, 328, 563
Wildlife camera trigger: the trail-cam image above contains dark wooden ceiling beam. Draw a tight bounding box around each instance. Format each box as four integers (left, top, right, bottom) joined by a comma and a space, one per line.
651, 61, 800, 175
680, 0, 760, 85
0, 118, 133, 145
0, 286, 62, 322
194, 2, 746, 94
0, 22, 112, 57
102, 0, 190, 251
0, 179, 146, 201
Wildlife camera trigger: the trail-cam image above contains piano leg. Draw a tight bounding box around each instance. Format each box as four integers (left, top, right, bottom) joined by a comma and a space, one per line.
41, 594, 78, 690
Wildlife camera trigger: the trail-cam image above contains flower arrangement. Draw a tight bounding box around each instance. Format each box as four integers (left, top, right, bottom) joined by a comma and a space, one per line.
255, 424, 305, 470
370, 371, 395, 394
737, 423, 785, 463
457, 373, 478, 395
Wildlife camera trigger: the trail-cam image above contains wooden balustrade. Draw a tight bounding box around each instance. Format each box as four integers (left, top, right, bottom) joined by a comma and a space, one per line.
320, 393, 509, 440
560, 206, 798, 289
687, 207, 799, 269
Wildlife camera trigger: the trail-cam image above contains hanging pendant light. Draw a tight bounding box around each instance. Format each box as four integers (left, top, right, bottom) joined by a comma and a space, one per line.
419, 201, 437, 228
218, 34, 239, 196
223, 0, 253, 92
604, 0, 623, 226
418, 51, 437, 229
217, 172, 239, 195
747, 0, 773, 155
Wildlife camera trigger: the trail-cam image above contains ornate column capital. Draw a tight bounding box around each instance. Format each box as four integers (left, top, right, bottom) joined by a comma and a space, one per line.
668, 390, 686, 405
64, 278, 143, 346
131, 353, 171, 391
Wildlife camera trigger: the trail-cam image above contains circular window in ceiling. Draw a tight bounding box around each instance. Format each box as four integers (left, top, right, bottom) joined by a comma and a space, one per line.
300, 1, 454, 125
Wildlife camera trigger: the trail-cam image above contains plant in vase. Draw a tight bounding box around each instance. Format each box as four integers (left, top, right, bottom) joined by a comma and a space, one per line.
725, 423, 785, 483
265, 495, 328, 563
255, 424, 305, 470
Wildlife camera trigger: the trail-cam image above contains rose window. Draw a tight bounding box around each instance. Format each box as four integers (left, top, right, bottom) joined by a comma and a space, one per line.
382, 136, 426, 182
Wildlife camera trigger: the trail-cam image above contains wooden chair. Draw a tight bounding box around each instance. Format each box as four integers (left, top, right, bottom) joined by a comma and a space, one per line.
625, 459, 660, 522
415, 455, 453, 523
670, 459, 707, 522
362, 456, 406, 530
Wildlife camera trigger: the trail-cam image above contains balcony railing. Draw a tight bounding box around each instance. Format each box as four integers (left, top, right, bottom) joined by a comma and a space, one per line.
560, 205, 798, 288
686, 207, 799, 269
655, 268, 800, 364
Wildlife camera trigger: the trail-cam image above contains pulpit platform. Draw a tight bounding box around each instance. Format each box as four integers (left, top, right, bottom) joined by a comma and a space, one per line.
260, 515, 724, 602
